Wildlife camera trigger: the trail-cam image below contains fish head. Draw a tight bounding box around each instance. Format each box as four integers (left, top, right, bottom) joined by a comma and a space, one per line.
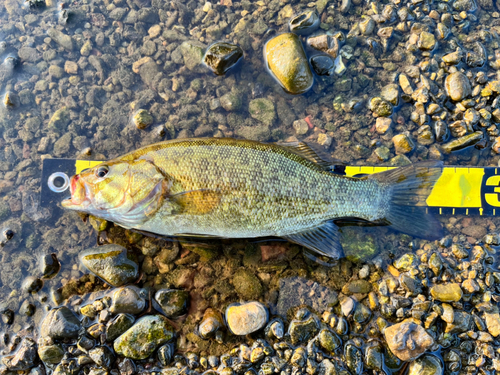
62, 159, 167, 226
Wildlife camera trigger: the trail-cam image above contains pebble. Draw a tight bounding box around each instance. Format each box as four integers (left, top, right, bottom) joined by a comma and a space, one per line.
79, 245, 139, 287
392, 134, 415, 154
109, 286, 146, 315
2, 338, 38, 370
203, 42, 243, 76
41, 253, 60, 279
225, 301, 268, 335
264, 33, 314, 95
132, 109, 154, 130
289, 10, 320, 35
375, 117, 392, 134
430, 283, 463, 302
408, 354, 443, 375
248, 99, 276, 126
198, 308, 224, 339
113, 315, 175, 360
40, 306, 81, 340
47, 28, 73, 51
445, 71, 471, 101
293, 119, 309, 135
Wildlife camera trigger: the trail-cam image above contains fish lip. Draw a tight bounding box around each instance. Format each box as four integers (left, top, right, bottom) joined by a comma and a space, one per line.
61, 175, 91, 209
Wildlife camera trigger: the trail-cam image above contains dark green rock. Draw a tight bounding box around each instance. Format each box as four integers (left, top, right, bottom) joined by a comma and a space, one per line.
38, 344, 64, 364
289, 315, 320, 345
318, 329, 341, 353
232, 269, 263, 300
203, 42, 243, 76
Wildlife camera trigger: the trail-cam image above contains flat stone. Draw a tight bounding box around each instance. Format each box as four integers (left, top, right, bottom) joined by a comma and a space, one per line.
225, 302, 268, 335
47, 28, 73, 51
430, 283, 463, 302
2, 338, 37, 370
445, 71, 471, 101
408, 354, 443, 375
384, 319, 434, 361
485, 311, 500, 337
80, 245, 138, 287
113, 315, 175, 360
110, 286, 146, 315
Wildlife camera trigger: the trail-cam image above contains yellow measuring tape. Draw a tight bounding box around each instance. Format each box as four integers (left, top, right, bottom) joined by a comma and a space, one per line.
49, 160, 500, 217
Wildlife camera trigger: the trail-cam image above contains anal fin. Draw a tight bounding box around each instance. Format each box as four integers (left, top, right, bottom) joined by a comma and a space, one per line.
283, 221, 344, 260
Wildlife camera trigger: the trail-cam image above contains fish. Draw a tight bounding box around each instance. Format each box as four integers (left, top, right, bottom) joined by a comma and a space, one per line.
62, 138, 443, 260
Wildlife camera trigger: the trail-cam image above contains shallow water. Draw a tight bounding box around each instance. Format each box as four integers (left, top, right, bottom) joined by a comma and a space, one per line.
0, 0, 499, 364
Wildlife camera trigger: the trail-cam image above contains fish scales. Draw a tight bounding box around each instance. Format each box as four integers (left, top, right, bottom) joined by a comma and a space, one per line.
63, 138, 443, 259
123, 138, 386, 237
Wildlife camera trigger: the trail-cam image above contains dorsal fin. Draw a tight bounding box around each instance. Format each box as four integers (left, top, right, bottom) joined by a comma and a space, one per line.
277, 141, 343, 169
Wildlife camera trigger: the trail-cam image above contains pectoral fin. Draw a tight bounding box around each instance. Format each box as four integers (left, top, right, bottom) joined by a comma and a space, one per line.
283, 221, 344, 260
169, 189, 221, 215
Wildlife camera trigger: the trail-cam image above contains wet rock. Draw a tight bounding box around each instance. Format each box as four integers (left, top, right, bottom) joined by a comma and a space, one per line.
88, 346, 115, 368
203, 42, 243, 76
342, 227, 379, 262
180, 41, 205, 71
132, 109, 153, 130
384, 319, 434, 361
154, 289, 189, 318
408, 354, 443, 375
38, 344, 64, 364
441, 131, 483, 153
47, 28, 73, 51
289, 10, 319, 35
345, 344, 363, 374
110, 286, 146, 315
20, 300, 35, 317
264, 318, 284, 340
219, 91, 242, 112
158, 343, 175, 366
53, 359, 80, 375
418, 31, 436, 50
2, 338, 37, 370
369, 97, 393, 117
2, 309, 13, 324
381, 84, 399, 105
248, 99, 276, 126
48, 107, 70, 132
225, 302, 268, 335
364, 342, 384, 371
106, 314, 135, 341
310, 55, 334, 76
289, 314, 320, 345
318, 329, 341, 353
41, 254, 60, 279
114, 315, 175, 360
485, 310, 500, 337
3, 91, 19, 108
430, 283, 463, 302
293, 119, 309, 135
265, 33, 314, 94
40, 306, 81, 340
198, 308, 224, 339
445, 72, 471, 101
342, 280, 371, 295
307, 35, 340, 58
80, 245, 139, 287
392, 134, 414, 154
22, 276, 43, 294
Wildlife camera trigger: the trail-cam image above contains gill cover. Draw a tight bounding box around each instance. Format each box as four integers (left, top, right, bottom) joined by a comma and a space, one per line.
64, 159, 168, 227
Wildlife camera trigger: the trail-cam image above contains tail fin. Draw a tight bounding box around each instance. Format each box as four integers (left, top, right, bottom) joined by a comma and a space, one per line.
369, 161, 444, 240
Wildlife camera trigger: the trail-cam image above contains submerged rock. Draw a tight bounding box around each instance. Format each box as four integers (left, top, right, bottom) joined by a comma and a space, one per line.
264, 33, 314, 95
203, 42, 243, 76
430, 283, 463, 302
289, 10, 320, 35
445, 72, 471, 101
80, 245, 138, 287
114, 315, 175, 360
41, 253, 61, 279
248, 99, 276, 126
310, 55, 334, 76
40, 306, 81, 340
132, 109, 153, 130
225, 302, 268, 335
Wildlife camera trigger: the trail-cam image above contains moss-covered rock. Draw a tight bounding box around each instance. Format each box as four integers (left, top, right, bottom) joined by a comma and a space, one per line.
232, 269, 263, 300
248, 99, 276, 126
113, 315, 175, 360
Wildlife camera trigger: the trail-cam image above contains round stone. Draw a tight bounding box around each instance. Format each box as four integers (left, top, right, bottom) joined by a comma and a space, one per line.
248, 99, 276, 126
198, 308, 224, 339
289, 10, 320, 35
132, 109, 153, 130
264, 33, 314, 95
445, 72, 471, 101
225, 302, 268, 335
310, 55, 334, 76
430, 283, 463, 302
392, 134, 414, 155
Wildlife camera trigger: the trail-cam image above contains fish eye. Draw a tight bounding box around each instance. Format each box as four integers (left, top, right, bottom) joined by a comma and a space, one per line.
95, 165, 109, 178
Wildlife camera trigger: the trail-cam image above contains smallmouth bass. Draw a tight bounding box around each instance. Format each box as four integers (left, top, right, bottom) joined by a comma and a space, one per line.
62, 138, 443, 259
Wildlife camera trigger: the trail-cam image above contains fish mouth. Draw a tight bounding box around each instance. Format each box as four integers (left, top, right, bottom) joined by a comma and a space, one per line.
61, 175, 92, 209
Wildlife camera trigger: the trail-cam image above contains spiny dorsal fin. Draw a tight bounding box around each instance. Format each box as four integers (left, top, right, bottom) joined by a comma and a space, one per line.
277, 141, 343, 170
